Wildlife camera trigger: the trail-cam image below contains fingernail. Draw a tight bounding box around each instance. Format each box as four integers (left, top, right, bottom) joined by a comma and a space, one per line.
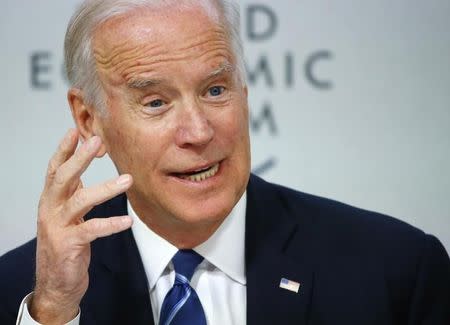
116, 174, 132, 186
87, 136, 101, 152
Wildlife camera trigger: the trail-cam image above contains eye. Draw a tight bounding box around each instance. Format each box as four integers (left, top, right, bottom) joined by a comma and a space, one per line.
146, 99, 165, 108
208, 86, 225, 97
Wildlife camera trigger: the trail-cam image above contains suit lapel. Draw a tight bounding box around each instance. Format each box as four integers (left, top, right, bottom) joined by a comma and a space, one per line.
81, 194, 154, 325
246, 175, 315, 325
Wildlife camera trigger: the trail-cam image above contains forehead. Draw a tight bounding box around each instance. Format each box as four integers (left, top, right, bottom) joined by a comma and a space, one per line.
92, 5, 234, 85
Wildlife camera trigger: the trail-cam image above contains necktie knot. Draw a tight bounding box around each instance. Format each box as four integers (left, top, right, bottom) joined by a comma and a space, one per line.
172, 249, 204, 282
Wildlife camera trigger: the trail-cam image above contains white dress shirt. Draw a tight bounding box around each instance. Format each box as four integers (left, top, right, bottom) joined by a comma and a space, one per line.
16, 192, 247, 325
131, 192, 247, 325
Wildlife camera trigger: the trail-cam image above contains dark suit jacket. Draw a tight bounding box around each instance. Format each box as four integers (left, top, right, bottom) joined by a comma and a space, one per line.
1, 174, 449, 324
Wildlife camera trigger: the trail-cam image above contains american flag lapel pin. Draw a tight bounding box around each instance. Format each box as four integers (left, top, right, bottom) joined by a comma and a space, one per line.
279, 277, 300, 293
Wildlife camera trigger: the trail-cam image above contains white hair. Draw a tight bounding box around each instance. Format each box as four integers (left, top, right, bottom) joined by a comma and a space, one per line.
64, 0, 245, 112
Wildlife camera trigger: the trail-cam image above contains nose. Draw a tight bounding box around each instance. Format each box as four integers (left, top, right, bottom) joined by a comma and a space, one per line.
175, 101, 214, 148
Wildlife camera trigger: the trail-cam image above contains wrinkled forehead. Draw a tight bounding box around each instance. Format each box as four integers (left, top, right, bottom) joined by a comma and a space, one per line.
92, 4, 233, 84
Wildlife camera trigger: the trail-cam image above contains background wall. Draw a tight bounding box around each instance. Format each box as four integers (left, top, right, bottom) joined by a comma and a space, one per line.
1, 0, 449, 256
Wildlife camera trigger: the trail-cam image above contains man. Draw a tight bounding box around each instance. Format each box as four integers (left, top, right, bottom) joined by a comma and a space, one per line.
1, 0, 449, 324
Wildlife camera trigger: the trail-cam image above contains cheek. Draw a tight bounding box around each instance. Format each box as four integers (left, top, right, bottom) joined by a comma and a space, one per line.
209, 104, 250, 175
219, 102, 249, 147
100, 114, 154, 172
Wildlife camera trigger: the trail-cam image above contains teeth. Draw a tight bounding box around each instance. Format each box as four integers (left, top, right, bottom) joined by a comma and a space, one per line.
180, 163, 219, 182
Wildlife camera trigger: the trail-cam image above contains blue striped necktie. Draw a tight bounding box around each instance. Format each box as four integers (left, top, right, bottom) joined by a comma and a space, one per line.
159, 249, 207, 325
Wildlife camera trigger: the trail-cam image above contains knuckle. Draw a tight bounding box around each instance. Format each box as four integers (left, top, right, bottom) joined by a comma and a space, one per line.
88, 219, 101, 233
47, 159, 58, 176
53, 169, 66, 186
37, 206, 53, 227
46, 163, 59, 183
108, 218, 116, 231
73, 148, 88, 165
36, 216, 54, 240
82, 218, 120, 242
73, 189, 88, 207
103, 181, 116, 195
72, 152, 83, 166
57, 137, 69, 152
85, 219, 104, 238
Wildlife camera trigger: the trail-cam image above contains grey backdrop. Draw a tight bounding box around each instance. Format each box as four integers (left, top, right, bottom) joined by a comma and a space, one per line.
1, 0, 449, 256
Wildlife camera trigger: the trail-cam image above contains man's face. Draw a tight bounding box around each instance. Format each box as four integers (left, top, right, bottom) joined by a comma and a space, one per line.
91, 5, 251, 227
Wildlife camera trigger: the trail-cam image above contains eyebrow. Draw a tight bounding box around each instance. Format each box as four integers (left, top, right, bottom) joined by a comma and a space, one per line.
205, 62, 235, 80
126, 61, 235, 90
126, 78, 164, 90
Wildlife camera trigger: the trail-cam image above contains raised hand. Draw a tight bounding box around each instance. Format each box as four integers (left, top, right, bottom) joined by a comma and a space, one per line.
29, 129, 133, 324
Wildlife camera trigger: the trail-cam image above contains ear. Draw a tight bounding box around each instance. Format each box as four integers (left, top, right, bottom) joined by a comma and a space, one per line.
67, 88, 107, 158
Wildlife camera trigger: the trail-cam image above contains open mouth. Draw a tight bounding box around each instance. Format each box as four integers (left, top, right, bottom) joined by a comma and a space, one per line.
174, 163, 220, 182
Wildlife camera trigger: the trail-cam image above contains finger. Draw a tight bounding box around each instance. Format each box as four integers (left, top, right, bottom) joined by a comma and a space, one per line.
48, 136, 102, 198
62, 174, 133, 225
45, 129, 79, 184
74, 216, 133, 244
67, 179, 85, 202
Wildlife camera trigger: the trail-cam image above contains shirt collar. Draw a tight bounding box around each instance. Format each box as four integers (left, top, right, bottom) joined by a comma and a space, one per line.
129, 201, 177, 291
195, 192, 246, 285
129, 191, 247, 290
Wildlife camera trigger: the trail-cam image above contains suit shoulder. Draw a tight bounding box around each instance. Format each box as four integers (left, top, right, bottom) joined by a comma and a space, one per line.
252, 176, 450, 279
251, 175, 428, 249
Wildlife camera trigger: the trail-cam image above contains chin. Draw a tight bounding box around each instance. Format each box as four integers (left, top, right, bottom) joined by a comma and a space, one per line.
170, 190, 240, 225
